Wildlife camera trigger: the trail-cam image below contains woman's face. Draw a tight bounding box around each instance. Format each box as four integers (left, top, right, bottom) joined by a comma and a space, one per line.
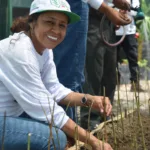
31, 11, 68, 53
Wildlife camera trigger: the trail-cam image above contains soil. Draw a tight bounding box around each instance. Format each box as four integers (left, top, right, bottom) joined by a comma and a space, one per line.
69, 80, 150, 150
81, 110, 150, 150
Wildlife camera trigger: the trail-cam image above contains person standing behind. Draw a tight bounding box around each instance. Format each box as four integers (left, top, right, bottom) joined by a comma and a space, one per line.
85, 4, 117, 105
82, 0, 131, 129
116, 0, 145, 92
53, 0, 131, 122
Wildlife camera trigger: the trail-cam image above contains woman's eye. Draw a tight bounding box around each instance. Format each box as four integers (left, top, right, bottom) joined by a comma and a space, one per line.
59, 24, 67, 29
46, 21, 54, 25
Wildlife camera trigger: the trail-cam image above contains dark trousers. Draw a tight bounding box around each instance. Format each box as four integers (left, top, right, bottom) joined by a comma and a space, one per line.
85, 13, 117, 103
81, 11, 117, 129
117, 34, 139, 82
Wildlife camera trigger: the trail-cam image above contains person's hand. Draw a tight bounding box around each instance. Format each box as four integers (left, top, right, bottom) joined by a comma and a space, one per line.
106, 7, 131, 25
62, 119, 113, 150
88, 95, 112, 116
91, 139, 113, 150
113, 0, 130, 11
99, 2, 131, 25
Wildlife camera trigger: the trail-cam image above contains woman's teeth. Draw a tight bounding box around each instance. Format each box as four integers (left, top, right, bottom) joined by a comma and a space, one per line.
47, 35, 57, 41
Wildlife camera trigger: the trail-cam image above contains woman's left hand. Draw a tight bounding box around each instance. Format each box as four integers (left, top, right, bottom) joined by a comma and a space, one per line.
87, 95, 112, 116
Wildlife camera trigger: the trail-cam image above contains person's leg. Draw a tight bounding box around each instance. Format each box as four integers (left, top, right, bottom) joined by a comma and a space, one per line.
84, 12, 117, 129
102, 45, 117, 104
81, 13, 105, 129
121, 34, 139, 82
120, 34, 144, 91
100, 21, 117, 104
116, 44, 123, 85
53, 1, 89, 122
83, 12, 116, 129
0, 116, 67, 150
86, 14, 105, 95
53, 1, 88, 89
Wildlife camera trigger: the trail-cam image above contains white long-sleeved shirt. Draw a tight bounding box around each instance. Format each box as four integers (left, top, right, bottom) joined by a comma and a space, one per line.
83, 0, 113, 11
0, 32, 72, 128
116, 0, 140, 36
82, 0, 103, 10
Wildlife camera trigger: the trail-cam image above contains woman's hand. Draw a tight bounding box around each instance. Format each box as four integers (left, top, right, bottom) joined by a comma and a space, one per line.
87, 94, 112, 116
62, 119, 113, 150
60, 92, 111, 116
91, 140, 113, 150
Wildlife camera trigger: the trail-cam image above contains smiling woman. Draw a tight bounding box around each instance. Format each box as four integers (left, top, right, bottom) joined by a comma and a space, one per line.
29, 11, 69, 54
0, 0, 113, 150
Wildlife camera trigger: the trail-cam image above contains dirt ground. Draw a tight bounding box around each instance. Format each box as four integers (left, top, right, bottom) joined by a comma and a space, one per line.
69, 80, 150, 150
77, 110, 150, 150
74, 81, 150, 150
93, 110, 150, 150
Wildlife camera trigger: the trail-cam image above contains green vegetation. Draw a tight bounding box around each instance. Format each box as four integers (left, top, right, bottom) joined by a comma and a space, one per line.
122, 59, 148, 68
136, 0, 150, 62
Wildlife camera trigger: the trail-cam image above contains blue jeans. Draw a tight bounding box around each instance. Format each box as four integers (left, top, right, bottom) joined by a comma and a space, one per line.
54, 1, 89, 122
0, 117, 66, 150
0, 107, 72, 150
53, 0, 89, 92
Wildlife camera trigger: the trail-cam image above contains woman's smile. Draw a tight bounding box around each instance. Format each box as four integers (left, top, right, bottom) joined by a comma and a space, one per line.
47, 35, 58, 41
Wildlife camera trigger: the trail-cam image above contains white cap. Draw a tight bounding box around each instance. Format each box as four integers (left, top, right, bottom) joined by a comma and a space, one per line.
29, 0, 80, 24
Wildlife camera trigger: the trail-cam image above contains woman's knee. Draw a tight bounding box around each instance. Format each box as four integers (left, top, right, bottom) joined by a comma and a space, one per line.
0, 117, 67, 150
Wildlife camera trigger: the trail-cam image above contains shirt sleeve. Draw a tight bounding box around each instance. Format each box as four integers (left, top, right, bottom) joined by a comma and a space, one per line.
41, 50, 72, 103
0, 41, 69, 129
82, 0, 103, 10
131, 0, 140, 8
129, 0, 140, 16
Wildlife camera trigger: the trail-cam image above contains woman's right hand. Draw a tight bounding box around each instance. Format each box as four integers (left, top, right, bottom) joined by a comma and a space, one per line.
91, 140, 113, 150
62, 119, 113, 150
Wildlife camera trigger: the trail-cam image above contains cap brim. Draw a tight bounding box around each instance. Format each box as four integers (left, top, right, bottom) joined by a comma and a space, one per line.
62, 11, 80, 24
30, 10, 80, 24
50, 10, 80, 24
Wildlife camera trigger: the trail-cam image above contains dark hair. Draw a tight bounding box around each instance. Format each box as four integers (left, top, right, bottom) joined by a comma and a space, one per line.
10, 13, 41, 34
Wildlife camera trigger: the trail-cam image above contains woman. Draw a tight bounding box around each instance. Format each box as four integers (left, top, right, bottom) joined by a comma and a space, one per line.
0, 0, 112, 149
